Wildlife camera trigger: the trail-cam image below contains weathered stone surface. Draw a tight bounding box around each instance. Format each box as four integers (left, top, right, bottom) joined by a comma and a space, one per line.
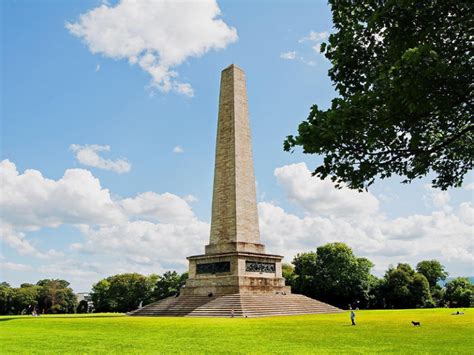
129, 293, 342, 317
206, 64, 262, 254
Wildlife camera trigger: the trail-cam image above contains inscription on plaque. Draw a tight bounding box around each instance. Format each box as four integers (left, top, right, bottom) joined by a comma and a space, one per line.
196, 261, 231, 274
246, 261, 275, 273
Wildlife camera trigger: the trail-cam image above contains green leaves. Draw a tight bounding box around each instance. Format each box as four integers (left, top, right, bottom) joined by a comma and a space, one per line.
292, 243, 374, 308
284, 0, 473, 190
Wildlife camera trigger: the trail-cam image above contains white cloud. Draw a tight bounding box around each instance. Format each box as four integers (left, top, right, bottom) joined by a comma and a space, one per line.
281, 30, 329, 66
299, 31, 329, 43
120, 192, 196, 224
0, 159, 125, 232
423, 184, 451, 210
0, 262, 32, 271
464, 182, 474, 190
280, 51, 296, 60
75, 219, 208, 269
259, 163, 474, 276
0, 223, 62, 259
458, 202, 474, 226
183, 195, 198, 203
300, 58, 317, 66
173, 145, 184, 154
70, 144, 131, 173
95, 64, 101, 72
66, 0, 237, 96
274, 163, 379, 217
1, 159, 207, 285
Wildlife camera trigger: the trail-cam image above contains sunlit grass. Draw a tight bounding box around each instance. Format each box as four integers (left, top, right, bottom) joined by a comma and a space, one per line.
0, 309, 472, 354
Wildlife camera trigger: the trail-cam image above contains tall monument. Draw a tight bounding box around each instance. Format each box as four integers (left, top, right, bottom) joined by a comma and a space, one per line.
183, 64, 288, 295
130, 65, 340, 317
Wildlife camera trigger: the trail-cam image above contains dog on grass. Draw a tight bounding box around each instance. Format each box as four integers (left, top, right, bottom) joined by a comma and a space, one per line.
411, 321, 421, 326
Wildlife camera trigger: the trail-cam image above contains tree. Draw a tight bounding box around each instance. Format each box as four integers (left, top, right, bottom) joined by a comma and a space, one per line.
416, 260, 448, 288
282, 263, 296, 288
292, 252, 318, 298
367, 275, 385, 309
443, 277, 473, 307
284, 1, 473, 190
152, 271, 188, 301
10, 284, 40, 315
76, 300, 89, 314
408, 273, 432, 308
382, 264, 431, 308
292, 243, 374, 308
36, 279, 77, 314
90, 279, 112, 312
0, 283, 13, 315
91, 273, 157, 313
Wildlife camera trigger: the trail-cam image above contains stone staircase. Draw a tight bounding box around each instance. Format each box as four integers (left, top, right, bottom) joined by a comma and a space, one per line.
128, 293, 341, 318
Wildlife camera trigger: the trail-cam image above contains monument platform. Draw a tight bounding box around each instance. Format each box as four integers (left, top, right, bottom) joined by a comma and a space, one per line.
128, 293, 341, 318
183, 251, 289, 295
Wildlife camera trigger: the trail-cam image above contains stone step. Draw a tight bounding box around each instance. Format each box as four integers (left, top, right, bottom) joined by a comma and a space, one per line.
129, 293, 341, 317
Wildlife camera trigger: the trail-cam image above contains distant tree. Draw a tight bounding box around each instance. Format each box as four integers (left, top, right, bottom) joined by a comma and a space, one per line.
91, 279, 112, 312
152, 271, 188, 302
382, 264, 413, 308
292, 243, 374, 308
0, 282, 13, 315
431, 285, 446, 307
292, 252, 318, 298
76, 300, 89, 314
443, 277, 473, 307
284, 1, 473, 190
416, 260, 448, 306
367, 275, 385, 309
382, 264, 431, 308
282, 263, 296, 288
408, 273, 432, 308
36, 279, 77, 314
91, 273, 157, 313
416, 260, 448, 288
10, 284, 40, 315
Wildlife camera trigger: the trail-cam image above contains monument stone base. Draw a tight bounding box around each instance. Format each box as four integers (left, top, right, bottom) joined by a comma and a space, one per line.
182, 251, 290, 296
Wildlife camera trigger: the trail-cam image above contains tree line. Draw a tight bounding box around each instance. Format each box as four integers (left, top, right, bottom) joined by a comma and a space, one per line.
284, 243, 473, 309
1, 243, 472, 315
0, 279, 77, 315
0, 271, 188, 315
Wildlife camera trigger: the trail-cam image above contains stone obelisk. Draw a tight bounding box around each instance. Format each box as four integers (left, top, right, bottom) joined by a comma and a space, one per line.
129, 65, 342, 316
206, 64, 264, 255
183, 64, 288, 295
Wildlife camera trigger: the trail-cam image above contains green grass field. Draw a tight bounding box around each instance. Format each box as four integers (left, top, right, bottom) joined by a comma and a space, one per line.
0, 309, 472, 354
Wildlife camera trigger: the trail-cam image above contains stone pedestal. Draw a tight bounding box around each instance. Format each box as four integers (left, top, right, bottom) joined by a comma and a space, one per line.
182, 252, 289, 295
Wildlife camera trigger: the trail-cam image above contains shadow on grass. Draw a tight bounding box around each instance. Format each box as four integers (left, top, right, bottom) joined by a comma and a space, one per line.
0, 314, 126, 321
34, 315, 126, 319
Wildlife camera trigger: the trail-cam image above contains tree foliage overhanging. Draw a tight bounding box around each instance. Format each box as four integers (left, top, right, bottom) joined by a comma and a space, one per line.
284, 0, 473, 190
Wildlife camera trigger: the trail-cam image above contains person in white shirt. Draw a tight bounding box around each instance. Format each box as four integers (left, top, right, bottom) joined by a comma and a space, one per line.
350, 309, 356, 326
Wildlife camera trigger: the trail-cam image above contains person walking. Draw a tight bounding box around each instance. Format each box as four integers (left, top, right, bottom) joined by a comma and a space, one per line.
350, 308, 356, 326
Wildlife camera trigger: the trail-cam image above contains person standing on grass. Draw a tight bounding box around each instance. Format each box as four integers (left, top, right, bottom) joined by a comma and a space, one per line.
350, 307, 356, 326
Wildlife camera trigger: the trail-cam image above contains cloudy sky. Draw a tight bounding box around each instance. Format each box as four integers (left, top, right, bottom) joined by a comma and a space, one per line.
1, 0, 473, 291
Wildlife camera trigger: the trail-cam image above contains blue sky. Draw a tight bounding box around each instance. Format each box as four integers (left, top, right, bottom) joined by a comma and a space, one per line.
1, 0, 473, 291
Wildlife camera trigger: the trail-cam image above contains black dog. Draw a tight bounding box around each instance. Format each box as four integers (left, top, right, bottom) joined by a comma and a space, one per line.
412, 321, 421, 326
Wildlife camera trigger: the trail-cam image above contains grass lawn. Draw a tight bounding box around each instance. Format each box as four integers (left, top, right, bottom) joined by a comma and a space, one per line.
0, 309, 472, 354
